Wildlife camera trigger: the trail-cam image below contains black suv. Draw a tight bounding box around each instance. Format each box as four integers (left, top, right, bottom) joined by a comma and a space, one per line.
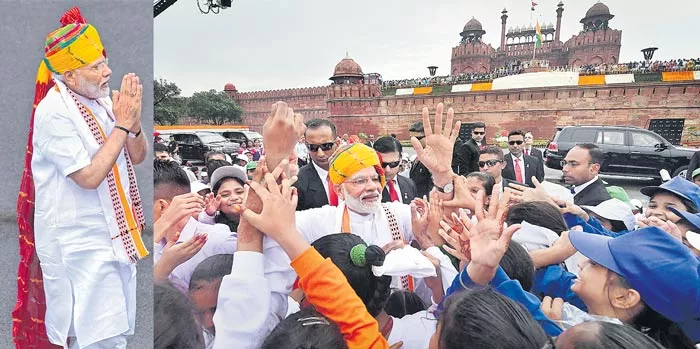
171, 131, 240, 163
545, 125, 696, 179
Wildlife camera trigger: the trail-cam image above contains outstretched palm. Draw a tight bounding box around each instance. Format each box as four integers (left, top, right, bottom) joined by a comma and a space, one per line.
410, 103, 460, 176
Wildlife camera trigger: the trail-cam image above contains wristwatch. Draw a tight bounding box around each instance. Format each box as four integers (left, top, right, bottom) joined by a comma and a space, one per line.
434, 181, 454, 194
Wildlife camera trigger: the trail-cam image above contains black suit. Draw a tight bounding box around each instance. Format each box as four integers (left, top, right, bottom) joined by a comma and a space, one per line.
502, 153, 545, 187
294, 163, 329, 211
524, 147, 545, 179
410, 160, 433, 200
381, 175, 418, 204
453, 139, 480, 176
573, 178, 611, 206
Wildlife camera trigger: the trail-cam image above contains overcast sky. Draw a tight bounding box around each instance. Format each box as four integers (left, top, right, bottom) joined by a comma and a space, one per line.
155, 0, 699, 96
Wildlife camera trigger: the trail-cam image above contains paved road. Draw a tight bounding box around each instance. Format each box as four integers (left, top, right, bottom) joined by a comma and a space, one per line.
0, 220, 153, 348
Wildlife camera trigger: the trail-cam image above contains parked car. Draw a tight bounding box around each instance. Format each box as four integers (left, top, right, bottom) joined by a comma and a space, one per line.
220, 130, 263, 146
170, 131, 240, 164
544, 125, 695, 179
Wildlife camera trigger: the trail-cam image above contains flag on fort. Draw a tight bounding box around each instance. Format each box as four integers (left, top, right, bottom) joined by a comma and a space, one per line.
535, 21, 543, 48
531, 1, 537, 11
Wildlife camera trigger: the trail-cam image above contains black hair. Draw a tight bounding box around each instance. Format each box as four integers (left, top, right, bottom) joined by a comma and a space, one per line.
305, 118, 337, 138
506, 201, 568, 236
467, 171, 496, 196
154, 142, 169, 154
409, 121, 424, 133
154, 159, 190, 201
472, 122, 486, 130
609, 219, 629, 233
508, 129, 526, 138
384, 290, 427, 318
574, 143, 604, 165
204, 150, 226, 165
480, 145, 505, 161
500, 242, 535, 291
212, 176, 245, 196
678, 197, 699, 214
557, 321, 667, 349
206, 159, 232, 184
311, 234, 391, 317
438, 287, 548, 349
262, 307, 347, 349
189, 254, 233, 291
154, 281, 205, 349
630, 304, 695, 349
373, 136, 403, 154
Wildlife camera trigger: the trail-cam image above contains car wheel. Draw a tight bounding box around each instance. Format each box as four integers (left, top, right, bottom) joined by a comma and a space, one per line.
672, 165, 688, 178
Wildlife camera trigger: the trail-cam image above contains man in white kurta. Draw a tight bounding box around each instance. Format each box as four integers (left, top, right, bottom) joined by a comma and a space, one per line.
28, 13, 147, 348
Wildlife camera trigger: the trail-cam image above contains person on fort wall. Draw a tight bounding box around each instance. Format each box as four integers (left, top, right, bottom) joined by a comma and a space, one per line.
14, 7, 148, 349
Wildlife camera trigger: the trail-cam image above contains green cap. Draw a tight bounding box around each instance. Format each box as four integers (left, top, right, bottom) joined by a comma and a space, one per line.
692, 167, 700, 179
606, 185, 631, 204
246, 161, 258, 171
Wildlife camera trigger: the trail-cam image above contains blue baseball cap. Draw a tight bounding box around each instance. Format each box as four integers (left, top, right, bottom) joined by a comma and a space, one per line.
640, 176, 700, 211
569, 227, 700, 342
670, 207, 700, 251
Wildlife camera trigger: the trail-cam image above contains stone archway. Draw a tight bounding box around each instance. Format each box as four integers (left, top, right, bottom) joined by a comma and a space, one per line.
590, 56, 603, 65
571, 59, 583, 67
479, 66, 488, 73
465, 66, 474, 73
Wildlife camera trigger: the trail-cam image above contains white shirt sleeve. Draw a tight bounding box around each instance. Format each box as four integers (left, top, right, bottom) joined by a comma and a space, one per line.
33, 107, 91, 177
212, 251, 277, 349
198, 210, 217, 225
425, 246, 459, 294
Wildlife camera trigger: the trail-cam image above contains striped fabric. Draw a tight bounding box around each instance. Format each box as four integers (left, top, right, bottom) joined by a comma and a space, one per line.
471, 82, 493, 91
578, 75, 606, 85
661, 71, 695, 82
413, 87, 433, 94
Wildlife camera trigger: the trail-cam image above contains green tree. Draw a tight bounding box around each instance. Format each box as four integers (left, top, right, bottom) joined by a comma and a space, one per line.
154, 78, 185, 125
187, 89, 243, 125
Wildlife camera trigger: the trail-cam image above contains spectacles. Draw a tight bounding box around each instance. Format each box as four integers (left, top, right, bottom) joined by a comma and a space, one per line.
382, 160, 401, 168
479, 159, 504, 168
508, 140, 524, 145
472, 131, 485, 135
560, 160, 592, 168
307, 142, 334, 152
79, 58, 110, 72
347, 175, 381, 186
414, 135, 425, 140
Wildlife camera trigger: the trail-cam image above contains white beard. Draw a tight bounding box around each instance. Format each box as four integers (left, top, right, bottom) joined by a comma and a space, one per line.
343, 187, 381, 215
74, 74, 109, 99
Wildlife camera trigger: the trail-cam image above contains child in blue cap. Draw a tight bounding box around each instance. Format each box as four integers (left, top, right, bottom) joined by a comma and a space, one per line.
567, 226, 699, 347
447, 225, 699, 348
640, 176, 700, 224
669, 207, 700, 256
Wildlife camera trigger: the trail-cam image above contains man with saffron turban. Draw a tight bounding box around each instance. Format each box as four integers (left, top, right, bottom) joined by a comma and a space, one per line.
294, 103, 461, 296
14, 7, 147, 348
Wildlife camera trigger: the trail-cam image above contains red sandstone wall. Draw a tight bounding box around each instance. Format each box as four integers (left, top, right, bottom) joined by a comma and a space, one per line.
230, 86, 329, 132
451, 42, 495, 74
326, 82, 700, 144
565, 29, 622, 66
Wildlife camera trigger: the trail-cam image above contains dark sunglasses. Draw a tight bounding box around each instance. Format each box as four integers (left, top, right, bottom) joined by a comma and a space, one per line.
414, 135, 425, 140
472, 131, 485, 135
306, 142, 335, 152
382, 160, 401, 168
478, 159, 504, 167
508, 140, 524, 145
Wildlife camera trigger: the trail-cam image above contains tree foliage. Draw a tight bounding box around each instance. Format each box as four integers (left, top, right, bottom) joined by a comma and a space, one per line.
187, 89, 243, 125
154, 78, 186, 125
